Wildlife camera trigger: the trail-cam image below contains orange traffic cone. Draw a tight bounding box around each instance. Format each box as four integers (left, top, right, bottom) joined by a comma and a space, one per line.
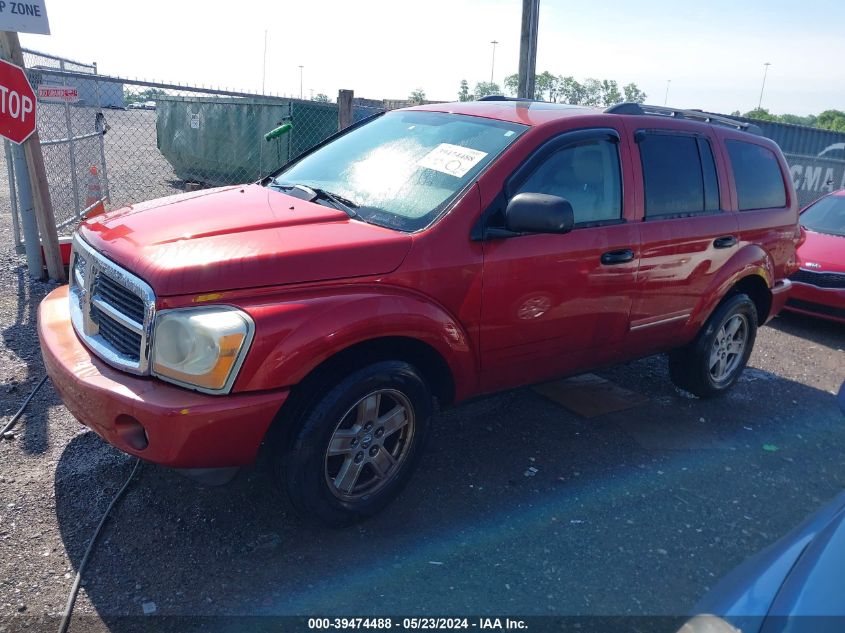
84, 165, 106, 218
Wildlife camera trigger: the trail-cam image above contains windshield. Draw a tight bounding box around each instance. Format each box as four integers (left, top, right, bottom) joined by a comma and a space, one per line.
801, 194, 845, 237
269, 111, 527, 231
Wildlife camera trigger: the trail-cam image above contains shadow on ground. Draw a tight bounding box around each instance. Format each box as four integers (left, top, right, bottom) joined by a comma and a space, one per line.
1, 268, 62, 454
768, 311, 844, 350
51, 336, 845, 631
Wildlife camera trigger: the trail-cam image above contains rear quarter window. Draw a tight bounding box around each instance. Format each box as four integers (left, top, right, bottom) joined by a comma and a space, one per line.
725, 140, 787, 211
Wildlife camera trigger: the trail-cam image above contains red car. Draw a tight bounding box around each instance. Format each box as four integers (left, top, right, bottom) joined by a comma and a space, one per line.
38, 100, 799, 525
785, 190, 845, 323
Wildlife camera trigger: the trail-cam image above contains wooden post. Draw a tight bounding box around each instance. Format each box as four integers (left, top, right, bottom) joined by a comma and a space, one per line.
338, 89, 354, 131
0, 31, 65, 281
517, 0, 540, 99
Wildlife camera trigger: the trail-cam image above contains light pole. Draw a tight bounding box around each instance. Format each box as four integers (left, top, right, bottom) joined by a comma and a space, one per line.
490, 40, 498, 85
298, 65, 304, 100
262, 30, 268, 94
757, 62, 771, 110
664, 79, 671, 106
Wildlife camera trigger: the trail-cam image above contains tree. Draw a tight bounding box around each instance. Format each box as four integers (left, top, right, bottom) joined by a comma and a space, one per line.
535, 71, 559, 101
504, 73, 519, 97
479, 72, 647, 107
777, 113, 817, 126
125, 87, 167, 104
816, 109, 845, 132
409, 88, 426, 104
622, 83, 647, 104
558, 76, 585, 105
600, 79, 622, 107
458, 80, 473, 102
473, 81, 501, 99
743, 108, 777, 122
312, 93, 329, 103
581, 78, 603, 107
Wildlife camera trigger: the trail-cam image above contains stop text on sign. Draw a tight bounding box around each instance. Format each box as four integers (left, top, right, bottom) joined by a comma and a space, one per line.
0, 59, 37, 143
0, 84, 33, 123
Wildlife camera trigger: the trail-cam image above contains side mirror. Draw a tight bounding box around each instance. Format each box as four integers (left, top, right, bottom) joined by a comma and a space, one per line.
505, 193, 574, 234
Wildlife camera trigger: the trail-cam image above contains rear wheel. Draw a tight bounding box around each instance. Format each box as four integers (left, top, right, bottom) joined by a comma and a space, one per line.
669, 293, 758, 398
281, 361, 432, 527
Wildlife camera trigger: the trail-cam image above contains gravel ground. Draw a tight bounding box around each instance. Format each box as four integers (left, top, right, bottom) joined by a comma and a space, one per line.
0, 161, 843, 632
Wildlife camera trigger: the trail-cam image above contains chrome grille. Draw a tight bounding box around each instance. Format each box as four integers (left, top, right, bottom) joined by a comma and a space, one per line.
93, 275, 146, 324
90, 303, 143, 359
69, 234, 155, 375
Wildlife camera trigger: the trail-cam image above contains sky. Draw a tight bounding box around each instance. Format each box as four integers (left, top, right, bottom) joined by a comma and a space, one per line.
19, 0, 845, 116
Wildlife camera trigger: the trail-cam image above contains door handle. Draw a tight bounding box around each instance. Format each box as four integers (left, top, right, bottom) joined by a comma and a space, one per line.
713, 235, 737, 249
600, 249, 635, 265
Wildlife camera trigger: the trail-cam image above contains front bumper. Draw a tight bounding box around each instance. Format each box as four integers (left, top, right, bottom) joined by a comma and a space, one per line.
783, 281, 845, 323
38, 285, 287, 467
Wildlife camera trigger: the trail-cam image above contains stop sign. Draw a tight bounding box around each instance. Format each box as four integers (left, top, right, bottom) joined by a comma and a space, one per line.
0, 59, 36, 145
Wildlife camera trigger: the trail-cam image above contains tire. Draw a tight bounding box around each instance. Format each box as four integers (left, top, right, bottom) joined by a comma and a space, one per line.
281, 360, 432, 527
669, 293, 758, 398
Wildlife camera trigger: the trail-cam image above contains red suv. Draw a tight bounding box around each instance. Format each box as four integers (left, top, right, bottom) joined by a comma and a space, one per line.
38, 99, 799, 525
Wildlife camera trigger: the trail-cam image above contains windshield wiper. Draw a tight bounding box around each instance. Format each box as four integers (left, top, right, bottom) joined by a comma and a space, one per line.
270, 182, 359, 219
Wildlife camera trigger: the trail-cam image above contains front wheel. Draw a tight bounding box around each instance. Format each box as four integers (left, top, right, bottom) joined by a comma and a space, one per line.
669, 293, 758, 398
281, 361, 432, 527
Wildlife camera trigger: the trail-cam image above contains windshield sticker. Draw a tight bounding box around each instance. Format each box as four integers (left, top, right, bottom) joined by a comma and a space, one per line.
417, 143, 489, 178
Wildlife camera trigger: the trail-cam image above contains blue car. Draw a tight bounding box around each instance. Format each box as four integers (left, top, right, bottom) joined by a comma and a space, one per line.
680, 381, 845, 633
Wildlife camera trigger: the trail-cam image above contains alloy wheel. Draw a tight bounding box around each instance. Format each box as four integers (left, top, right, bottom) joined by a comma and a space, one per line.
709, 314, 748, 382
324, 389, 415, 500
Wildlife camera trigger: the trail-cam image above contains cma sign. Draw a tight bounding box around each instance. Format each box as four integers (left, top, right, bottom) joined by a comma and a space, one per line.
787, 143, 845, 193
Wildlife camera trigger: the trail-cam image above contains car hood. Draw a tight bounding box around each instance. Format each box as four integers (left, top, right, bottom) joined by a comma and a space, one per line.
797, 229, 845, 273
689, 491, 845, 633
763, 506, 845, 620
78, 184, 412, 296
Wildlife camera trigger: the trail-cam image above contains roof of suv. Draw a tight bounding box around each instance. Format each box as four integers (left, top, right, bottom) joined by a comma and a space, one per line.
406, 99, 762, 136
407, 100, 601, 126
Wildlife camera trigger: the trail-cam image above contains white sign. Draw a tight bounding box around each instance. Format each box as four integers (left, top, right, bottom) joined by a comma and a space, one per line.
417, 143, 488, 178
0, 0, 50, 34
37, 85, 77, 102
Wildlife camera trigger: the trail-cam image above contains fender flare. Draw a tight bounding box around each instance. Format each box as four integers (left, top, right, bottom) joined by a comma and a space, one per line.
233, 285, 478, 400
684, 243, 774, 336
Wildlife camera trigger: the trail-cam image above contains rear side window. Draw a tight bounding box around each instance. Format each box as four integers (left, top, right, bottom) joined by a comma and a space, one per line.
726, 140, 787, 210
638, 133, 720, 217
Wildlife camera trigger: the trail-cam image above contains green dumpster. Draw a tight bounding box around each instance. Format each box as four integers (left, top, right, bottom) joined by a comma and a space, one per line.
156, 95, 339, 186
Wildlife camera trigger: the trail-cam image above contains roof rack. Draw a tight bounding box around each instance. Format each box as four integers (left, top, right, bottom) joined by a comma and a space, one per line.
477, 95, 538, 102
605, 102, 762, 135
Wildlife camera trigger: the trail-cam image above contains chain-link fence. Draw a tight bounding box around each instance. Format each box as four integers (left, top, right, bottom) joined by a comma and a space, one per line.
6, 48, 386, 250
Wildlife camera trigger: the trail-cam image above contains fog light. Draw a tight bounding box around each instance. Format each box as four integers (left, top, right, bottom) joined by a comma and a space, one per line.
114, 414, 148, 451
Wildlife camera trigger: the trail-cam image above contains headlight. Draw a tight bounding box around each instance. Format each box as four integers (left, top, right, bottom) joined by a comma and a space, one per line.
151, 307, 254, 394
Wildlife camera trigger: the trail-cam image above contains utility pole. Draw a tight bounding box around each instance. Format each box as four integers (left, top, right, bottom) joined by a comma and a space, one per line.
664, 79, 671, 106
490, 40, 498, 85
517, 0, 539, 99
757, 62, 771, 110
